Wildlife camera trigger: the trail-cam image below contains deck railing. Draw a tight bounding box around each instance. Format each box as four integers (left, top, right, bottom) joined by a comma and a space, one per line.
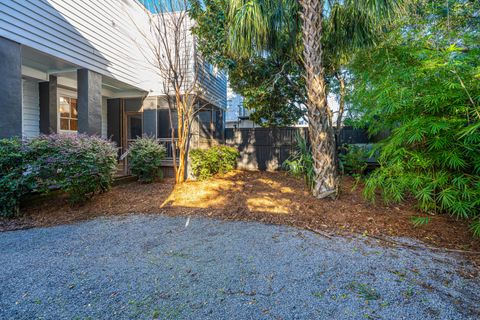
157, 138, 179, 160
117, 138, 179, 176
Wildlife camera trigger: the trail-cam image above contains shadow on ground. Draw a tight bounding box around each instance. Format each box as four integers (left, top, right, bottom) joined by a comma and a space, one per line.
3, 170, 479, 256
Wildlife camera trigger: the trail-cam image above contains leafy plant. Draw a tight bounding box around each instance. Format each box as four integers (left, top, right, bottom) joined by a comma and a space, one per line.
0, 134, 118, 216
24, 134, 118, 204
189, 145, 239, 180
410, 216, 431, 227
471, 220, 480, 238
128, 136, 166, 183
339, 144, 369, 177
283, 133, 315, 189
348, 282, 381, 301
0, 138, 27, 216
350, 1, 480, 235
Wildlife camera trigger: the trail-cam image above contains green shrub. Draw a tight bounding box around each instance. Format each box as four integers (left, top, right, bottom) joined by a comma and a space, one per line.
339, 144, 369, 177
0, 138, 27, 216
190, 145, 239, 180
283, 133, 315, 189
0, 134, 118, 216
128, 136, 166, 183
24, 134, 118, 204
349, 1, 480, 235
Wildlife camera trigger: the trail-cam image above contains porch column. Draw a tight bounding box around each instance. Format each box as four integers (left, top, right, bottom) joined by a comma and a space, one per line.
39, 75, 58, 134
143, 97, 158, 137
77, 68, 102, 135
0, 37, 22, 138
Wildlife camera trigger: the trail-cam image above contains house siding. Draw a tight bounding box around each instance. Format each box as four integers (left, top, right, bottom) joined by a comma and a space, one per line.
22, 78, 40, 138
197, 55, 227, 109
0, 0, 157, 91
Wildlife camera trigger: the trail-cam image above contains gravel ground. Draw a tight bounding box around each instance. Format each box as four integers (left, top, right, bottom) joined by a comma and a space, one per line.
0, 214, 478, 320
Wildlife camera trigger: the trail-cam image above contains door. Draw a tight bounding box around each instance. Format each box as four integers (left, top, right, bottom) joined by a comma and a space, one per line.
123, 112, 143, 150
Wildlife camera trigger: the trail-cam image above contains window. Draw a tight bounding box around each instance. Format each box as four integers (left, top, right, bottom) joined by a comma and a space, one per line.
59, 97, 78, 132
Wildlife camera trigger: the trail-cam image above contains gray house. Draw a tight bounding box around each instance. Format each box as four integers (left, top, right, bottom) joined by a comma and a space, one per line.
0, 0, 226, 170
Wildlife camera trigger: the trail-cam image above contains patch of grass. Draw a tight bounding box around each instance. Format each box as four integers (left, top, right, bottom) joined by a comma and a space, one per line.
390, 270, 407, 282
402, 286, 415, 299
152, 306, 182, 320
348, 282, 381, 301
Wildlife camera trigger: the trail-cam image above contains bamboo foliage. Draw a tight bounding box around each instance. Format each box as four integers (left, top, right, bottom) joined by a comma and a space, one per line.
349, 0, 480, 234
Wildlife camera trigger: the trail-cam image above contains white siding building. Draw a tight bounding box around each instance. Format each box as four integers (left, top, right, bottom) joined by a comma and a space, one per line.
0, 0, 226, 153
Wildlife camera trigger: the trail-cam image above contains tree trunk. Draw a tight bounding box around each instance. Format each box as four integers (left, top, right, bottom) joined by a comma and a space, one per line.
300, 0, 338, 199
167, 105, 178, 181
175, 93, 186, 183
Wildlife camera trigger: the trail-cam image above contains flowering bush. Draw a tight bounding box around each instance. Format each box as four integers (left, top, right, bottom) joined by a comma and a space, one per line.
0, 134, 118, 216
25, 134, 118, 204
128, 136, 166, 183
190, 145, 239, 180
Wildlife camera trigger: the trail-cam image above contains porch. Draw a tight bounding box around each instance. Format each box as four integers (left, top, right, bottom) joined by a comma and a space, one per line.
0, 37, 225, 179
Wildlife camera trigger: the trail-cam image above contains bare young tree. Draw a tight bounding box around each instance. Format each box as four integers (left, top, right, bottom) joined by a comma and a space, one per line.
127, 0, 208, 183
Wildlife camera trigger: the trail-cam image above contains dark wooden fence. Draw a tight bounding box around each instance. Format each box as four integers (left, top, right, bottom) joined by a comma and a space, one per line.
225, 126, 371, 171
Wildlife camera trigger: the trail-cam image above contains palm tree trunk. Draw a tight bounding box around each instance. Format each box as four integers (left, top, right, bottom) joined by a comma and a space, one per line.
300, 0, 338, 199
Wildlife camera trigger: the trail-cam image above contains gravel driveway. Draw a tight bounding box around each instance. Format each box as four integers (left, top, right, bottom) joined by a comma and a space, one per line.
0, 215, 478, 320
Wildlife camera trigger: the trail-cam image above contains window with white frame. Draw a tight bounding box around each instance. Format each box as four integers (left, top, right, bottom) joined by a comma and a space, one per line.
59, 96, 78, 132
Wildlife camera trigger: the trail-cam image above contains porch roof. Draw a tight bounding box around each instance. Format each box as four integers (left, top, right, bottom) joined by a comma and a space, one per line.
21, 46, 148, 98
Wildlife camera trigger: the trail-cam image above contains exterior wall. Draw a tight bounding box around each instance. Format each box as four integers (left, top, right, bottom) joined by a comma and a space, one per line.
148, 13, 227, 107
22, 78, 40, 138
197, 56, 227, 109
0, 1, 227, 139
0, 36, 22, 138
0, 0, 157, 92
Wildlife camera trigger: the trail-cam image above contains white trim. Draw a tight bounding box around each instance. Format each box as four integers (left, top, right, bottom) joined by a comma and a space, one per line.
21, 65, 48, 81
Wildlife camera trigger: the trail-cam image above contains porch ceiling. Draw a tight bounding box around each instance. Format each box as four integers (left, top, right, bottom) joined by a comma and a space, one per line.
21, 46, 147, 97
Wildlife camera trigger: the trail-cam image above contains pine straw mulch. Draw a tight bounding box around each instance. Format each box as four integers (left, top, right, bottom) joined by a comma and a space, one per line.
1, 170, 479, 266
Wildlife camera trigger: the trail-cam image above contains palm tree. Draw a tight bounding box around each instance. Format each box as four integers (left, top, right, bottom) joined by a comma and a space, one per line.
227, 0, 403, 198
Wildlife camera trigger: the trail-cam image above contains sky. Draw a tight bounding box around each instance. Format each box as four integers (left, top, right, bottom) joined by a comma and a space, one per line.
137, 0, 187, 13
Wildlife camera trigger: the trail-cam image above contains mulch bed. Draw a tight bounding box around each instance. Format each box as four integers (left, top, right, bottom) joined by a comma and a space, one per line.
2, 170, 479, 259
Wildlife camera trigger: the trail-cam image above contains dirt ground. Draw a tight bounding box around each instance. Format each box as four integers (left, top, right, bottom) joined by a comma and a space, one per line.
2, 170, 479, 256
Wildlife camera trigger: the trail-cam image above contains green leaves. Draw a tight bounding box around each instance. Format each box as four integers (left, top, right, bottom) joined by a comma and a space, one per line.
349, 0, 480, 236
283, 133, 315, 189
0, 135, 119, 216
190, 146, 239, 180
410, 216, 431, 227
129, 136, 167, 183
